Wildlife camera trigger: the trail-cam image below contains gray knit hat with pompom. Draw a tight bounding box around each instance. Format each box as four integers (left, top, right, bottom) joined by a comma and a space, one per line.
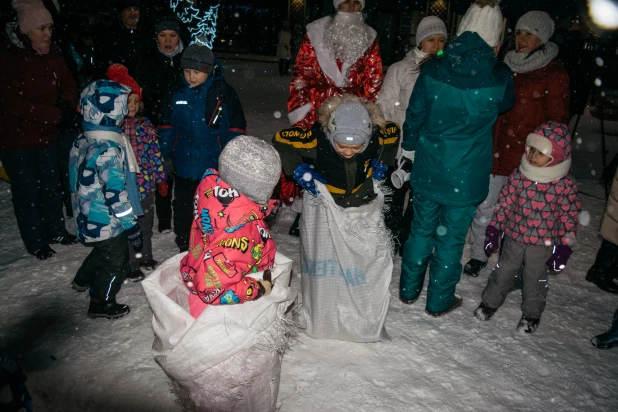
218, 136, 281, 204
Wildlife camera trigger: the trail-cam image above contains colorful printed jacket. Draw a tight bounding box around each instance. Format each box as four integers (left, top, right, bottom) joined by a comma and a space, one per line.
70, 135, 137, 243
180, 169, 277, 309
287, 16, 383, 129
489, 167, 581, 248
121, 117, 167, 200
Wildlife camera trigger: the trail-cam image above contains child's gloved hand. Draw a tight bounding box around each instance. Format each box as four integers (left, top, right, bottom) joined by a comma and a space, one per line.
371, 158, 388, 180
257, 269, 274, 298
125, 224, 143, 252
293, 163, 326, 197
546, 245, 573, 272
484, 225, 501, 256
157, 181, 168, 198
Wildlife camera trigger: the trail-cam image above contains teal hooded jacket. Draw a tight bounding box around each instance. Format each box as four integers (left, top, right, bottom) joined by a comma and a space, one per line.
403, 31, 515, 206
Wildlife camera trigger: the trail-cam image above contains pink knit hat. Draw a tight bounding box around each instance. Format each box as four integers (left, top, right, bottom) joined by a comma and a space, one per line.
13, 0, 53, 34
526, 121, 572, 167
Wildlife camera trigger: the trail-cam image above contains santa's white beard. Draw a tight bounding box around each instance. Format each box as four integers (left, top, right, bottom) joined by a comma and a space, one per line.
323, 12, 371, 65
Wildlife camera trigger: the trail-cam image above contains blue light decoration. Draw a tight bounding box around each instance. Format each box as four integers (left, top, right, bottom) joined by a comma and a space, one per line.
170, 0, 219, 48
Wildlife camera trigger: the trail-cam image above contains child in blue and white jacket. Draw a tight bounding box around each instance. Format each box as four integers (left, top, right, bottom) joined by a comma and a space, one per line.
158, 44, 246, 252
69, 79, 144, 319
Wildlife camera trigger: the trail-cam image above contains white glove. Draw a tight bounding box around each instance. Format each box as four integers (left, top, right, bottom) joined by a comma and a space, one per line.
401, 149, 415, 163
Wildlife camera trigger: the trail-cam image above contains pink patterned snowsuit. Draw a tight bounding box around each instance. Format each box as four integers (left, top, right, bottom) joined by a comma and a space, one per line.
180, 169, 277, 318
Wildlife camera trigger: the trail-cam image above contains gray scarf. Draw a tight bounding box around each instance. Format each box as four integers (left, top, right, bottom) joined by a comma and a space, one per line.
504, 42, 559, 74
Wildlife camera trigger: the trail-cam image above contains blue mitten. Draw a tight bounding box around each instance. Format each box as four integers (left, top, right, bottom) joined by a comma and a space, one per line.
293, 163, 327, 196
371, 158, 388, 180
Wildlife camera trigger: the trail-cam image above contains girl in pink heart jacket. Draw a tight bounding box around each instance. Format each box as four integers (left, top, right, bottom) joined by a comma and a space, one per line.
179, 136, 282, 318
474, 121, 581, 334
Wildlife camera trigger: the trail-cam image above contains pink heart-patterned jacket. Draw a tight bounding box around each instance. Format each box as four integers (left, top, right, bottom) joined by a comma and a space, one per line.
180, 169, 277, 318
489, 168, 581, 248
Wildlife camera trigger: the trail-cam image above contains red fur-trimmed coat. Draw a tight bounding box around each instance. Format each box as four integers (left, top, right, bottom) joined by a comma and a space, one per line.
489, 168, 581, 248
287, 16, 383, 129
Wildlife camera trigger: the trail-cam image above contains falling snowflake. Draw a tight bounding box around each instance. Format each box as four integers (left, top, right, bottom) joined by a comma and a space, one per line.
579, 210, 591, 226
274, 111, 282, 119
594, 78, 602, 87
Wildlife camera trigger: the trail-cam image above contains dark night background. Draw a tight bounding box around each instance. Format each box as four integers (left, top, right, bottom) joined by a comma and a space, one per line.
0, 1, 615, 63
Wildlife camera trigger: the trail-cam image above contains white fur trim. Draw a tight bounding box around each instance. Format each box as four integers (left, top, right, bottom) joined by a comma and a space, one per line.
288, 103, 312, 125
519, 155, 571, 183
526, 133, 554, 158
306, 16, 377, 88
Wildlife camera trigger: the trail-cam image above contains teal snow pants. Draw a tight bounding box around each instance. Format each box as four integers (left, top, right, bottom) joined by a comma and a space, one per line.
400, 193, 476, 313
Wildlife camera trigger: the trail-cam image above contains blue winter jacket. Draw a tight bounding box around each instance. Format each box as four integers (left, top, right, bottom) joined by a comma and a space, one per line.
403, 31, 515, 207
159, 59, 246, 180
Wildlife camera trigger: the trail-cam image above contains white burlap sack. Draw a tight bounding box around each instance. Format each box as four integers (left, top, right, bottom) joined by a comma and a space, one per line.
300, 181, 393, 342
142, 252, 296, 412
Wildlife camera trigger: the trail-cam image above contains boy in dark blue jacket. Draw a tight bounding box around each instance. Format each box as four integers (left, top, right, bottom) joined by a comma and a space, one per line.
159, 44, 246, 251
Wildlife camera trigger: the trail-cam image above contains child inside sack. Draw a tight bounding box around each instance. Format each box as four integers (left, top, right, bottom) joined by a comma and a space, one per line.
180, 135, 282, 318
272, 94, 400, 208
475, 121, 581, 333
107, 64, 168, 281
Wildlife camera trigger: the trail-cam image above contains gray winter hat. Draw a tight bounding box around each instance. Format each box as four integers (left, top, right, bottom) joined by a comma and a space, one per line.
181, 44, 215, 74
327, 102, 373, 151
516, 11, 555, 45
415, 16, 448, 45
218, 135, 282, 204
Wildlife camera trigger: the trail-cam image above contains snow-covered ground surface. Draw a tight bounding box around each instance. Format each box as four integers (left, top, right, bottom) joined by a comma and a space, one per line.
1, 60, 618, 412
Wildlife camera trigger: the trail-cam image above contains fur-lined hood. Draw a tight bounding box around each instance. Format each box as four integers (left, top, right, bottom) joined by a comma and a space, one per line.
317, 94, 386, 131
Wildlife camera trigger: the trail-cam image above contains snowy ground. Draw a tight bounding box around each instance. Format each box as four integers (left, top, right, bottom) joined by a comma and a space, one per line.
1, 60, 618, 412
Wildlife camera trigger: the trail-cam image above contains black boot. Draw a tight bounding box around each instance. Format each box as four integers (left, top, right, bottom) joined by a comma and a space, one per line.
87, 300, 130, 319
140, 260, 159, 272
591, 308, 618, 350
517, 315, 540, 334
50, 232, 79, 246
474, 302, 497, 321
586, 240, 618, 293
426, 294, 462, 317
463, 259, 487, 277
158, 219, 172, 234
71, 280, 89, 292
32, 245, 56, 260
289, 213, 301, 237
127, 268, 145, 282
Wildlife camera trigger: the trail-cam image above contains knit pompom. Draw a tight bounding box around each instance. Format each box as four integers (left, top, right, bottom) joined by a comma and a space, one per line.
107, 63, 130, 80
106, 63, 142, 102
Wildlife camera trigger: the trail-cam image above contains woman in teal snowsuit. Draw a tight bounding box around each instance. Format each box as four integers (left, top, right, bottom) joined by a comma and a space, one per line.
399, 0, 515, 316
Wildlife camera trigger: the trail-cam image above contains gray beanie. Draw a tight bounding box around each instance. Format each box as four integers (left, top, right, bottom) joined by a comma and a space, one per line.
516, 11, 555, 45
218, 136, 282, 204
327, 102, 373, 152
181, 44, 215, 74
415, 16, 448, 45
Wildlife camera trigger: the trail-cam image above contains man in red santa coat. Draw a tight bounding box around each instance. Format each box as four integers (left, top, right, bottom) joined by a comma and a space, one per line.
287, 0, 383, 129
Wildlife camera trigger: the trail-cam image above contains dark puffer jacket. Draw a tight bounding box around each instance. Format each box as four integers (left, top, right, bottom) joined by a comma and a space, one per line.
0, 23, 77, 150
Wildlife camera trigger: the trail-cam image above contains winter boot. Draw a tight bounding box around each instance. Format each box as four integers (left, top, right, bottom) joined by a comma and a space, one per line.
139, 260, 159, 272
586, 266, 618, 294
158, 220, 172, 234
71, 280, 89, 292
32, 245, 56, 260
288, 213, 301, 237
87, 300, 130, 319
517, 315, 540, 334
399, 294, 418, 305
50, 232, 79, 246
463, 259, 487, 277
591, 308, 618, 350
474, 302, 497, 321
127, 268, 145, 282
426, 294, 463, 317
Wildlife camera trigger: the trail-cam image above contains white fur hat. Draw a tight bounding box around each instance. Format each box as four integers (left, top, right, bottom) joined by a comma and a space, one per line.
456, 0, 504, 48
334, 0, 365, 11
